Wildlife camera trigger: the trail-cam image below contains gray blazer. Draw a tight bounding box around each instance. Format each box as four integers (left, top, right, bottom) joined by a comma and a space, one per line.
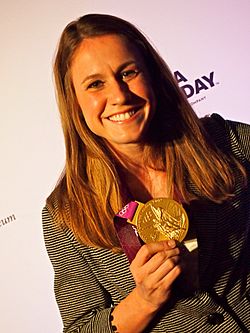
42, 114, 250, 332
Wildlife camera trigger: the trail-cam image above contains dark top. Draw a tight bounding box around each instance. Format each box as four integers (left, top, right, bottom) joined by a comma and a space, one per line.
42, 114, 250, 332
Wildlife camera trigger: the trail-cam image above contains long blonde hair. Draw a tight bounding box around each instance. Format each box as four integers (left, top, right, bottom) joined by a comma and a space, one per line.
47, 14, 245, 251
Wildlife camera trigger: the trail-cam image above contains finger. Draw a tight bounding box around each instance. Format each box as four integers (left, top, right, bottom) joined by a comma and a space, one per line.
133, 240, 177, 267
142, 248, 180, 275
161, 264, 182, 289
146, 255, 181, 286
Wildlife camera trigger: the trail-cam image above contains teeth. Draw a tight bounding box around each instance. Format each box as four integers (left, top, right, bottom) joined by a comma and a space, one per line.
109, 110, 136, 121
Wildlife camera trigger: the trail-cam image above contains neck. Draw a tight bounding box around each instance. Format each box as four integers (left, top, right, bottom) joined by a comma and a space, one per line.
114, 147, 167, 202
107, 141, 168, 202
108, 142, 146, 171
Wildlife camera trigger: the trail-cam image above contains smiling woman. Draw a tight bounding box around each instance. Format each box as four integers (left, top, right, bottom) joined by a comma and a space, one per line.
43, 13, 250, 333
71, 34, 156, 149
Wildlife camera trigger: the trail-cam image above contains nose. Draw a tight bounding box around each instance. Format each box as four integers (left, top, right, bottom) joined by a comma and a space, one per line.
108, 79, 131, 105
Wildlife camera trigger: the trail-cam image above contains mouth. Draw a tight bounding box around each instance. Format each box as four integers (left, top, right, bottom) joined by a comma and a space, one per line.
107, 108, 141, 122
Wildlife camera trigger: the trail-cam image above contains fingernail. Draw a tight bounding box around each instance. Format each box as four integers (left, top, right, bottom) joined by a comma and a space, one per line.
167, 239, 176, 248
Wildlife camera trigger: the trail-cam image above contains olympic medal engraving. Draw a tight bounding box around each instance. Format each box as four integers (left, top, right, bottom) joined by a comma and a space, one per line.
136, 198, 189, 243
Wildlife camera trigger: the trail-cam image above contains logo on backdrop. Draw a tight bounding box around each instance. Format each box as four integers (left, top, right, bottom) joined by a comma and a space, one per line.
0, 214, 16, 228
174, 70, 220, 106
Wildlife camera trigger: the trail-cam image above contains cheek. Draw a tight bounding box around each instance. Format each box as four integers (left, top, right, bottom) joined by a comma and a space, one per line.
78, 94, 105, 120
133, 77, 155, 104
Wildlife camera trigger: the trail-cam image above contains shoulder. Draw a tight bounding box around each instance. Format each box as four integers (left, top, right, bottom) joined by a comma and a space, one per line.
43, 173, 71, 224
42, 180, 72, 253
201, 113, 250, 162
201, 113, 250, 137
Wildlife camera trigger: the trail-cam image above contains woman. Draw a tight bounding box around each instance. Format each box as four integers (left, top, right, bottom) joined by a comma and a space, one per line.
42, 14, 250, 332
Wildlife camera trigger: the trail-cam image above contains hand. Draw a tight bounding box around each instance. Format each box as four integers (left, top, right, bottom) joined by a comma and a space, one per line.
130, 240, 182, 312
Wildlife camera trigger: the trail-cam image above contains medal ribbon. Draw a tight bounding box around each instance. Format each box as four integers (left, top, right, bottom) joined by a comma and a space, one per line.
114, 201, 142, 263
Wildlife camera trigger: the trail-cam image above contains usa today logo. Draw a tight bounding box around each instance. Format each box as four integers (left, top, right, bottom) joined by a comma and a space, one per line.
174, 70, 219, 104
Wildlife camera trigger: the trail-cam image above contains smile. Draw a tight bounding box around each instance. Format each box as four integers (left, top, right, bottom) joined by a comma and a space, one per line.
108, 110, 138, 122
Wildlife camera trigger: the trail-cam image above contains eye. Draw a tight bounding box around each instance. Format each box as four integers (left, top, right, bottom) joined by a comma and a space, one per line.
121, 69, 139, 80
87, 80, 104, 90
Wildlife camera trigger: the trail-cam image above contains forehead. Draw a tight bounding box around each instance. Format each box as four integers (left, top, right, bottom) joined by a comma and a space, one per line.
71, 34, 143, 73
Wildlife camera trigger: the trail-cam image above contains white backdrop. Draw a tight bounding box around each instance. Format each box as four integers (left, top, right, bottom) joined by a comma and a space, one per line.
1, 1, 250, 332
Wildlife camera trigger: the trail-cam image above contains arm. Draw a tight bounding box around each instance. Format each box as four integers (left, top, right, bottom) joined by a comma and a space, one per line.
43, 207, 182, 333
111, 240, 181, 333
42, 206, 113, 333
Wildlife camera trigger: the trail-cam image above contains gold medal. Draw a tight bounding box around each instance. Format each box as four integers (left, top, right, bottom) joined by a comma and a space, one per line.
128, 198, 189, 243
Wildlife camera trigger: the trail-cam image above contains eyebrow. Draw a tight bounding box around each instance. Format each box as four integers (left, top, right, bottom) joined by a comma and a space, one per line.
81, 60, 138, 85
81, 73, 103, 85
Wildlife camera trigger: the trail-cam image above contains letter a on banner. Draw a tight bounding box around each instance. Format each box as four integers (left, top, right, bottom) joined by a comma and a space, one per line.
174, 71, 188, 83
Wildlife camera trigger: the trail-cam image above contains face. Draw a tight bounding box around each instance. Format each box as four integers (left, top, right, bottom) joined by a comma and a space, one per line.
71, 34, 156, 152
